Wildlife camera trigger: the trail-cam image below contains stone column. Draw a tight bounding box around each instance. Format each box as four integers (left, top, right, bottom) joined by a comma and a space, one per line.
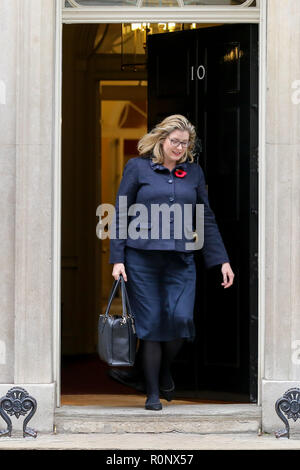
0, 0, 17, 386
262, 0, 300, 432
0, 0, 57, 433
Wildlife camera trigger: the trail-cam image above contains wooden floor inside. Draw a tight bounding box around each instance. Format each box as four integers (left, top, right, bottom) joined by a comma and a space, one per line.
60, 354, 249, 406
60, 394, 235, 406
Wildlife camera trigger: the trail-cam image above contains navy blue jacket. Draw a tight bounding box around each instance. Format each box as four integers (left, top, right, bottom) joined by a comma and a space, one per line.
109, 154, 230, 268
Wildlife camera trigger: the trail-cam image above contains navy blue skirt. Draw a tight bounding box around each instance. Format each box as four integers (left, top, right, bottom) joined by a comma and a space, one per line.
124, 246, 196, 342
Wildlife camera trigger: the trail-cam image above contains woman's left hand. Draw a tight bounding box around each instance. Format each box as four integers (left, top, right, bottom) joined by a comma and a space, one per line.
221, 262, 234, 289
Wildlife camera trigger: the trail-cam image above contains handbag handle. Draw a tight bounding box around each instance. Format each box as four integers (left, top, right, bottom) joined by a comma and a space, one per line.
120, 275, 134, 319
101, 274, 136, 334
104, 275, 122, 318
104, 274, 134, 319
120, 275, 136, 334
120, 275, 135, 319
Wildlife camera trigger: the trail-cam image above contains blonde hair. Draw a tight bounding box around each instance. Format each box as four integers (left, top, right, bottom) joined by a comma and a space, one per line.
137, 114, 196, 164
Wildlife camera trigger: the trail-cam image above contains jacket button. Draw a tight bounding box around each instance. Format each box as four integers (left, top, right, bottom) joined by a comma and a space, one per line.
169, 197, 174, 202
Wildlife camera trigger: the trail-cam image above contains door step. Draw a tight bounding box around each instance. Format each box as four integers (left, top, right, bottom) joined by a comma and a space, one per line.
55, 404, 261, 434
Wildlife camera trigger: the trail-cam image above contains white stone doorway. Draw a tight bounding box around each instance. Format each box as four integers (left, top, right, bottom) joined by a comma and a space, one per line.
54, 1, 266, 409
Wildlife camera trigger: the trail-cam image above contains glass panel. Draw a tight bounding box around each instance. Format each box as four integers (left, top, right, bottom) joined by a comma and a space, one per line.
65, 0, 256, 6
142, 0, 179, 5
183, 0, 256, 5
64, 0, 137, 7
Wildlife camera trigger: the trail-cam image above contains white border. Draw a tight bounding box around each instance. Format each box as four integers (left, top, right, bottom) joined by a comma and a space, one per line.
53, 0, 266, 407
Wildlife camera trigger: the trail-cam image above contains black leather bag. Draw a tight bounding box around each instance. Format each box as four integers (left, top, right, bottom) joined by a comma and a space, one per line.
98, 274, 137, 367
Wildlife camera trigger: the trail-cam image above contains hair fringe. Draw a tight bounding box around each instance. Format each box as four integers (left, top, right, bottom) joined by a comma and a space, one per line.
137, 114, 197, 164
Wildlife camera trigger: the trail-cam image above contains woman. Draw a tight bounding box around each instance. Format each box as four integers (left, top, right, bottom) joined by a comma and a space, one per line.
109, 114, 234, 411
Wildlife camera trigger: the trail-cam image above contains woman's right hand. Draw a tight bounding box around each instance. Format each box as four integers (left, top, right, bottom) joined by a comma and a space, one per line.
112, 263, 127, 281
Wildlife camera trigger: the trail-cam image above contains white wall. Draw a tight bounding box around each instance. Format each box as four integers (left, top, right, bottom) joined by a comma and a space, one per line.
0, 0, 56, 432
262, 0, 300, 433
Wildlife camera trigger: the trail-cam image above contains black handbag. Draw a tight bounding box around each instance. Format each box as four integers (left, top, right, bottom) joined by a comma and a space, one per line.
98, 274, 137, 367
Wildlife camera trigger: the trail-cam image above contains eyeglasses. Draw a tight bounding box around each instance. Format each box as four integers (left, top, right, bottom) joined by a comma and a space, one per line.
168, 137, 190, 148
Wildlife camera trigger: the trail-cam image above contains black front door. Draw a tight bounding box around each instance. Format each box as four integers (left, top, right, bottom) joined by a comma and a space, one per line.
147, 24, 258, 402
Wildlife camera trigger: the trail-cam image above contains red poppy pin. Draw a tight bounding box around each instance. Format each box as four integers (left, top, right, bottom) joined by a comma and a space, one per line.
174, 169, 187, 178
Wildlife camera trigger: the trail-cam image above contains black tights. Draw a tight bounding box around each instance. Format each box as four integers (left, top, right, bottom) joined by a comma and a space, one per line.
142, 339, 184, 402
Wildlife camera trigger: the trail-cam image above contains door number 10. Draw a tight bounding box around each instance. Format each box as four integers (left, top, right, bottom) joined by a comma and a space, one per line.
191, 65, 206, 80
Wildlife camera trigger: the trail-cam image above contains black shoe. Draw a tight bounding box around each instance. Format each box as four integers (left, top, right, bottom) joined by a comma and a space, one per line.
145, 397, 162, 411
108, 368, 146, 394
160, 379, 175, 402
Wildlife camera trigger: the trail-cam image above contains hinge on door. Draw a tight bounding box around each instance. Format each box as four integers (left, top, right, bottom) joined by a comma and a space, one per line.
251, 147, 258, 173
250, 252, 258, 284
194, 137, 203, 165
252, 251, 258, 268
